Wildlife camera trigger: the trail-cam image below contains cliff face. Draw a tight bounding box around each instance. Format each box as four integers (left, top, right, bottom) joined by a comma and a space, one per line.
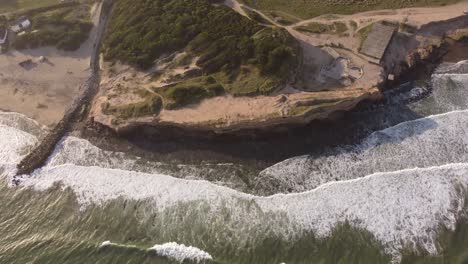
90, 5, 468, 137
90, 84, 382, 136
384, 14, 468, 84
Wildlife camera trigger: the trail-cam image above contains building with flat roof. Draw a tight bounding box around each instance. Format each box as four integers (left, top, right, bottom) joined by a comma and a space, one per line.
360, 23, 396, 63
11, 17, 31, 34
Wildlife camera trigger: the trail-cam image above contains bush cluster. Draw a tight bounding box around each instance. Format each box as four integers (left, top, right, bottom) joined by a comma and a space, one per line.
157, 76, 225, 109
12, 6, 92, 51
103, 0, 298, 78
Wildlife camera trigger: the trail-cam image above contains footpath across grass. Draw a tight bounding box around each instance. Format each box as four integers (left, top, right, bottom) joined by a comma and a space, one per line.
241, 0, 461, 19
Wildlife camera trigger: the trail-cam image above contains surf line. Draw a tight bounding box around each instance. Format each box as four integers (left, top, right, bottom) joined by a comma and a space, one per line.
14, 0, 114, 179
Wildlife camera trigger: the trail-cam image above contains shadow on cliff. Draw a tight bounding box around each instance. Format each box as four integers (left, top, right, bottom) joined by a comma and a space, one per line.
101, 102, 431, 169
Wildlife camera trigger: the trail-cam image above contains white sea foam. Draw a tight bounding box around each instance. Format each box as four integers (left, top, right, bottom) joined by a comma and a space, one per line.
1, 107, 466, 260
434, 60, 468, 75
149, 242, 213, 263
258, 110, 468, 193
45, 136, 251, 191
100, 240, 113, 247
0, 112, 41, 177
0, 125, 37, 166
99, 240, 213, 263
19, 160, 468, 261
0, 68, 467, 263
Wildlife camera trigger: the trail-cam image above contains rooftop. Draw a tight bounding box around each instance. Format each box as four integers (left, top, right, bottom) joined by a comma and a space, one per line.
360, 23, 396, 61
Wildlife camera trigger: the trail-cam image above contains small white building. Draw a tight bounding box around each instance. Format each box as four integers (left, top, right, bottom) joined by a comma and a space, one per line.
10, 17, 31, 34
20, 19, 31, 29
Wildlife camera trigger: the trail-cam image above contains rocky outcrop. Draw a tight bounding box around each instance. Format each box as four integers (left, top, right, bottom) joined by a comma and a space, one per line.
91, 86, 382, 139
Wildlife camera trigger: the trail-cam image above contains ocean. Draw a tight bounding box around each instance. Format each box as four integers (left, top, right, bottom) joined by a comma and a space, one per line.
0, 61, 467, 264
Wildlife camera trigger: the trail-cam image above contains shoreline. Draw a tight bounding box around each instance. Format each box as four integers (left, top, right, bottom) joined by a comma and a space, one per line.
73, 38, 468, 172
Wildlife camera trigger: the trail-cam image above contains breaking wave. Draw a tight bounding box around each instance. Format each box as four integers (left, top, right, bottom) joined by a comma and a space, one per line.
1, 116, 464, 261
258, 110, 468, 193
99, 241, 213, 263
0, 60, 467, 263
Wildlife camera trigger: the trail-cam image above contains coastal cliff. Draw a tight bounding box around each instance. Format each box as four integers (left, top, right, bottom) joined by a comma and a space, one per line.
88, 0, 468, 137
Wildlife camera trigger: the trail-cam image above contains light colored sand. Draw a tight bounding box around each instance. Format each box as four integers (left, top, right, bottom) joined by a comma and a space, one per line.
158, 88, 375, 126
0, 48, 91, 126
294, 1, 468, 28
0, 3, 101, 127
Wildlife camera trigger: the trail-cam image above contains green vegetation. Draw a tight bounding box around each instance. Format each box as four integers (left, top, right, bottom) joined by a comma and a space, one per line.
102, 93, 163, 119
350, 20, 358, 31
242, 7, 272, 25
155, 76, 224, 109
357, 23, 374, 49
241, 0, 461, 19
266, 10, 301, 25
0, 0, 60, 13
214, 65, 281, 96
103, 0, 299, 108
296, 22, 332, 34
295, 21, 348, 35
400, 23, 418, 34
103, 0, 298, 74
12, 3, 93, 51
334, 21, 348, 34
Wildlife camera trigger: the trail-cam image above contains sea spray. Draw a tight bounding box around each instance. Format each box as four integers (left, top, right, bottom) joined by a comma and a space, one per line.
19, 160, 468, 261
258, 110, 468, 193
1, 108, 467, 260
99, 241, 213, 263
149, 242, 213, 263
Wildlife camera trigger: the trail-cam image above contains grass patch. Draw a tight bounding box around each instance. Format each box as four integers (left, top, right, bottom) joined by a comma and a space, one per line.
289, 100, 341, 116
240, 0, 461, 19
214, 65, 281, 96
357, 23, 374, 49
295, 22, 332, 34
155, 76, 225, 109
0, 0, 60, 14
295, 21, 348, 35
102, 94, 163, 119
103, 0, 299, 75
399, 23, 418, 34
334, 21, 348, 34
103, 0, 299, 97
266, 10, 301, 25
11, 3, 93, 51
242, 7, 272, 25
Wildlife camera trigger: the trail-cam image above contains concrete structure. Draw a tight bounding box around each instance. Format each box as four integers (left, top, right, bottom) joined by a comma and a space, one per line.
360, 23, 396, 62
11, 17, 31, 34
20, 19, 31, 29
11, 25, 21, 33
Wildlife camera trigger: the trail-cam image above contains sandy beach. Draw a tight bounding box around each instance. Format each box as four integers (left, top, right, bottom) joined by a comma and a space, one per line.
0, 3, 101, 127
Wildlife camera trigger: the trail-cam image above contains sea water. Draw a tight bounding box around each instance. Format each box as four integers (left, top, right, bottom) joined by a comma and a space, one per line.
0, 61, 467, 264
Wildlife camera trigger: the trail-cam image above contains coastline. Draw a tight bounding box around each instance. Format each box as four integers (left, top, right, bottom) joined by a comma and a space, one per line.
72, 36, 468, 174
89, 12, 468, 138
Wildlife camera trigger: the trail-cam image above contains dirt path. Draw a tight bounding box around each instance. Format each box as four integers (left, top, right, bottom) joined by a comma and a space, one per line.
293, 1, 468, 29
